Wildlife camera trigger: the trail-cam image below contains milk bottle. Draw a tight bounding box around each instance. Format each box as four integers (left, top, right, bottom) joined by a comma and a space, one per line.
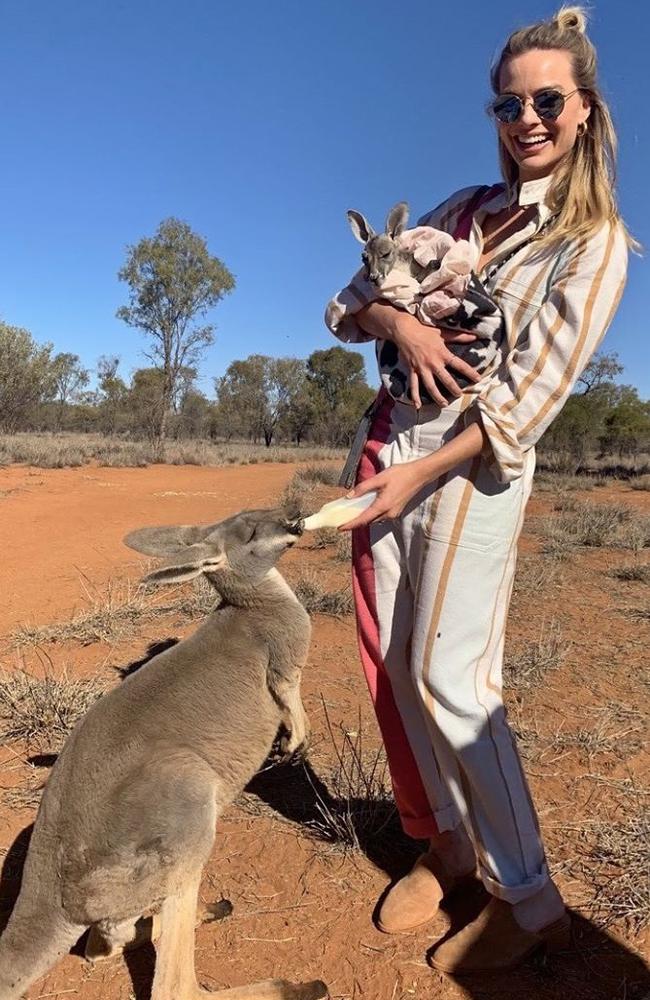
301, 491, 379, 530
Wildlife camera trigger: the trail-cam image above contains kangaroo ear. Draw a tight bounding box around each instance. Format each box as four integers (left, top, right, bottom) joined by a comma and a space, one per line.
385, 202, 409, 239
124, 524, 214, 557
347, 210, 375, 244
141, 546, 228, 586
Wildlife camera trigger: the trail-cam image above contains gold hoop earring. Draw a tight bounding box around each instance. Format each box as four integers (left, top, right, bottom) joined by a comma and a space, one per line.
577, 122, 587, 137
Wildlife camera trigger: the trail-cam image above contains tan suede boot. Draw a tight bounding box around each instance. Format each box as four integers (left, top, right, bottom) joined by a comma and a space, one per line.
427, 897, 571, 972
376, 850, 477, 935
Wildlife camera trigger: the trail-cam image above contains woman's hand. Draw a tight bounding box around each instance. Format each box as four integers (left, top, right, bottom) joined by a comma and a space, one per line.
393, 316, 482, 408
341, 464, 429, 531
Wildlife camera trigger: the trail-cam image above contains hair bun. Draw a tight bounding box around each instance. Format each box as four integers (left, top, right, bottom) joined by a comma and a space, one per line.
554, 5, 588, 34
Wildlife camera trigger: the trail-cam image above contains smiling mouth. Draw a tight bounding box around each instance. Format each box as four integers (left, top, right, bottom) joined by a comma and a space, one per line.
514, 135, 551, 153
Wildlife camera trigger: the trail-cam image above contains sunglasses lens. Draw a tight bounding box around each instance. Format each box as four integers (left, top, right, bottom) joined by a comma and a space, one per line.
492, 95, 522, 123
534, 90, 565, 120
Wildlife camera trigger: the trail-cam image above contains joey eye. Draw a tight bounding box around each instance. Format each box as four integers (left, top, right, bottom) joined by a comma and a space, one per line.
380, 251, 391, 259
246, 525, 257, 543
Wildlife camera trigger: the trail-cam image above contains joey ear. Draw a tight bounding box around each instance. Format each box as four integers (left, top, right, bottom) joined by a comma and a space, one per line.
385, 202, 409, 239
141, 548, 228, 587
347, 210, 375, 244
124, 524, 213, 557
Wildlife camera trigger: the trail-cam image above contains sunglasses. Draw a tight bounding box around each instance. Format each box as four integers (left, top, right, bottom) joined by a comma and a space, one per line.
490, 88, 582, 124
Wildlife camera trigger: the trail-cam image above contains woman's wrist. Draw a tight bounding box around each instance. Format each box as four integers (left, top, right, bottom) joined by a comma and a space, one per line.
357, 301, 421, 343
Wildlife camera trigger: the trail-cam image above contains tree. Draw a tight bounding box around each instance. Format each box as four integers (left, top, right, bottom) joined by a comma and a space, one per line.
126, 368, 166, 441
51, 352, 90, 428
0, 322, 56, 432
306, 346, 375, 445
117, 218, 235, 445
96, 355, 128, 435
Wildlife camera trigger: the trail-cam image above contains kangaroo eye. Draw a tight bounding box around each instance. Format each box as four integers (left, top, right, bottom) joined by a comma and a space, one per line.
246, 526, 257, 543
380, 251, 391, 259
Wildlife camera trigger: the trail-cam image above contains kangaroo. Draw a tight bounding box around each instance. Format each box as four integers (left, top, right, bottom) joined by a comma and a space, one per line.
0, 509, 327, 1000
347, 201, 440, 286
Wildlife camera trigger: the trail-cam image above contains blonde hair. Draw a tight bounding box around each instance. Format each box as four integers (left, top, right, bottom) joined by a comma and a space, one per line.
491, 6, 636, 248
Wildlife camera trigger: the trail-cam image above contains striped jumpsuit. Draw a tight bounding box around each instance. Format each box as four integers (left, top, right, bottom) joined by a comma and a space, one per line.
326, 177, 628, 904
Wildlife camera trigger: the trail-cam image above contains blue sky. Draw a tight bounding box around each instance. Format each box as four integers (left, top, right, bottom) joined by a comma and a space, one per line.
0, 0, 647, 398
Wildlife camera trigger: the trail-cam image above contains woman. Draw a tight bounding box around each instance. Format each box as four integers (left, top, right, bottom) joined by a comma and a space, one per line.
325, 6, 631, 973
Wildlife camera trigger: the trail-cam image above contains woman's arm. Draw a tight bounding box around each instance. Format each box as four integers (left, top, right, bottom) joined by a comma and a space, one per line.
342, 418, 487, 530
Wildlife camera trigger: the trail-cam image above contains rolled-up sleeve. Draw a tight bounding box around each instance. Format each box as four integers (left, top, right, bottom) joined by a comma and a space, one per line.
324, 268, 381, 343
467, 222, 628, 483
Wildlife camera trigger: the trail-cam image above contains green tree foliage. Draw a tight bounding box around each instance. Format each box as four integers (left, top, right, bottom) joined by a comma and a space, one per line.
117, 218, 235, 444
306, 346, 376, 445
50, 352, 90, 429
0, 322, 56, 432
540, 352, 650, 470
216, 355, 312, 446
96, 356, 129, 435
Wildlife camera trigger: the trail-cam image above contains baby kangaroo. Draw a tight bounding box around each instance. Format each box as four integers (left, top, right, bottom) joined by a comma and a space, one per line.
0, 509, 327, 1000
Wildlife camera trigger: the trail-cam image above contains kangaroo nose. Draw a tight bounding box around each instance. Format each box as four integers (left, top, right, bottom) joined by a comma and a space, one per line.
285, 518, 304, 536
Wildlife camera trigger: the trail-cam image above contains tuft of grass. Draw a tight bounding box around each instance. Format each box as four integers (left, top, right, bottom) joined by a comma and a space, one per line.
616, 606, 650, 623
575, 788, 650, 930
608, 562, 650, 583
13, 577, 219, 648
504, 620, 570, 689
549, 704, 644, 762
304, 707, 400, 856
513, 555, 561, 595
0, 669, 106, 751
279, 477, 318, 520
295, 464, 341, 487
294, 574, 354, 616
539, 499, 648, 552
630, 474, 650, 492
3, 779, 45, 811
308, 528, 339, 550
333, 531, 352, 563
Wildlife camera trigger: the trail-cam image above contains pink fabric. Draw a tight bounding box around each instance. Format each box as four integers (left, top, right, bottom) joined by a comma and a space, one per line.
351, 392, 439, 839
377, 226, 474, 323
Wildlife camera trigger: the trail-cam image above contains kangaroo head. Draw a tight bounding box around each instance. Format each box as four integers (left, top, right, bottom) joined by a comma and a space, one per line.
347, 202, 409, 285
124, 509, 302, 588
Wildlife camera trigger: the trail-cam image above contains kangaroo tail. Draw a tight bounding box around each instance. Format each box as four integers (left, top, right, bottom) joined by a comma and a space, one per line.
0, 889, 83, 1000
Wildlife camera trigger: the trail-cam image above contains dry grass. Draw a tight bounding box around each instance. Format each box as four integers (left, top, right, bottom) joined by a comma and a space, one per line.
574, 786, 650, 930
630, 474, 650, 491
608, 562, 650, 583
307, 528, 352, 564
333, 531, 352, 563
504, 620, 570, 689
278, 477, 318, 520
549, 704, 644, 762
539, 499, 649, 553
12, 577, 218, 648
294, 574, 354, 616
512, 555, 561, 595
616, 606, 650, 623
304, 707, 399, 855
294, 464, 341, 487
3, 777, 45, 810
0, 432, 345, 470
308, 528, 339, 550
0, 669, 106, 751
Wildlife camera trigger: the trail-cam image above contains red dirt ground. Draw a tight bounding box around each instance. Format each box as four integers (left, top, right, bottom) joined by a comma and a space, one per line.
0, 463, 648, 1000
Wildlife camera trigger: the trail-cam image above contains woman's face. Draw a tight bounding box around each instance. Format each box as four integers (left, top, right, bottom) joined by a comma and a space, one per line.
497, 48, 591, 182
